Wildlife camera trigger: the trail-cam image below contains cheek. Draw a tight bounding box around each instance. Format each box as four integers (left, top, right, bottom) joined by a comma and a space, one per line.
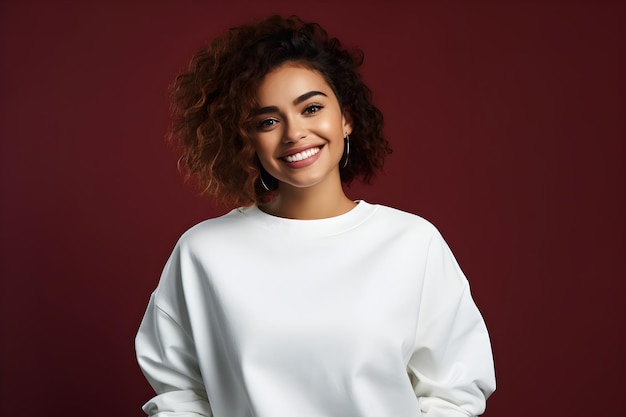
315, 117, 342, 138
252, 136, 277, 165
252, 135, 270, 153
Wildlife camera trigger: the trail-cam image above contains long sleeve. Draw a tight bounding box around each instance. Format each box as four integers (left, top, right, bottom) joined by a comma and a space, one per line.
135, 247, 213, 417
408, 231, 496, 417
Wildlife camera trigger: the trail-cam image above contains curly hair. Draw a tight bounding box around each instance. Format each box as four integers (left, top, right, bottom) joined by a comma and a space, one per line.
168, 14, 391, 207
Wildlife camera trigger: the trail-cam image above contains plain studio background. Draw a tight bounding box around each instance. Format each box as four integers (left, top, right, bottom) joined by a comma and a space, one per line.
1, 1, 624, 416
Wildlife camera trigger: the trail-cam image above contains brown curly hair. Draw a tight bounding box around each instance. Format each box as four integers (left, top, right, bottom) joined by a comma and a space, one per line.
168, 14, 391, 207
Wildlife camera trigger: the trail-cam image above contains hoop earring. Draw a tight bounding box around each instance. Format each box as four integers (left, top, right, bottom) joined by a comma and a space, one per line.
260, 172, 271, 191
257, 157, 277, 191
340, 135, 350, 169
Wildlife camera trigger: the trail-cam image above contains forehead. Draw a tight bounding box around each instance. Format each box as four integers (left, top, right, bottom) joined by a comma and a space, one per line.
256, 64, 333, 103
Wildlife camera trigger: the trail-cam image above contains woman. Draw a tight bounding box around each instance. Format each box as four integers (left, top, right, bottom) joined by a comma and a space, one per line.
135, 15, 496, 417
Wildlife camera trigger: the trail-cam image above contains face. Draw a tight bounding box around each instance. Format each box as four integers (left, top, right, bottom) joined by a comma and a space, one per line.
252, 63, 352, 192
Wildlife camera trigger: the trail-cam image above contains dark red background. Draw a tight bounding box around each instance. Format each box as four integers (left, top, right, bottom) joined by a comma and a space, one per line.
1, 1, 624, 416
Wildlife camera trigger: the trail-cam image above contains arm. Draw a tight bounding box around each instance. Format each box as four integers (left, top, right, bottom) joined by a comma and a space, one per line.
135, 248, 213, 417
408, 231, 496, 417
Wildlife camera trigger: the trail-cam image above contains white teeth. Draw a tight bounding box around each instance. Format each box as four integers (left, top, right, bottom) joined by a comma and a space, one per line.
284, 147, 320, 162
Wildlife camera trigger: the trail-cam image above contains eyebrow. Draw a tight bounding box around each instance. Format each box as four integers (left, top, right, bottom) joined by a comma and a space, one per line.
254, 90, 328, 116
294, 90, 327, 105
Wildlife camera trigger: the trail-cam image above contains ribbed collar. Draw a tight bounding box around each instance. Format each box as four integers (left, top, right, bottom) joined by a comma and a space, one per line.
236, 200, 378, 237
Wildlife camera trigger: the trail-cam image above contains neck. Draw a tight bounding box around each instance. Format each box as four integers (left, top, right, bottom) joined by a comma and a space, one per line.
260, 180, 356, 220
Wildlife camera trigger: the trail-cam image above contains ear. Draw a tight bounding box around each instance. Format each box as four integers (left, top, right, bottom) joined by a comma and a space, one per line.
341, 107, 354, 136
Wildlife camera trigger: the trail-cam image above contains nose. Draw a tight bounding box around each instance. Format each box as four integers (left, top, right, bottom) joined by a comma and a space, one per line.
282, 117, 307, 143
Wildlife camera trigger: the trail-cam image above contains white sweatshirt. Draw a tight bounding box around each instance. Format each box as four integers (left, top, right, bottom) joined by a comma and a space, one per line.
135, 201, 495, 417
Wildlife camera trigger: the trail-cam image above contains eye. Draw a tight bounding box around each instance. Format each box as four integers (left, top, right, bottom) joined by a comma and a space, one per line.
303, 104, 324, 115
257, 118, 279, 130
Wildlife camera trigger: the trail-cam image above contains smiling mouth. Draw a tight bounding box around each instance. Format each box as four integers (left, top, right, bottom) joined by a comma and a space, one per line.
282, 146, 321, 163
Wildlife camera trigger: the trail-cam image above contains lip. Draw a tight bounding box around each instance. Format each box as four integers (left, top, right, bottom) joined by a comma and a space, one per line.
279, 144, 324, 169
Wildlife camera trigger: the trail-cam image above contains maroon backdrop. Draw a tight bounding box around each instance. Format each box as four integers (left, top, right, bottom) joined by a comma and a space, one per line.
1, 1, 624, 416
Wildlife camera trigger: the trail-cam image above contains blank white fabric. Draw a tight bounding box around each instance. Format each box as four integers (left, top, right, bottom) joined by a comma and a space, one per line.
136, 201, 496, 417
